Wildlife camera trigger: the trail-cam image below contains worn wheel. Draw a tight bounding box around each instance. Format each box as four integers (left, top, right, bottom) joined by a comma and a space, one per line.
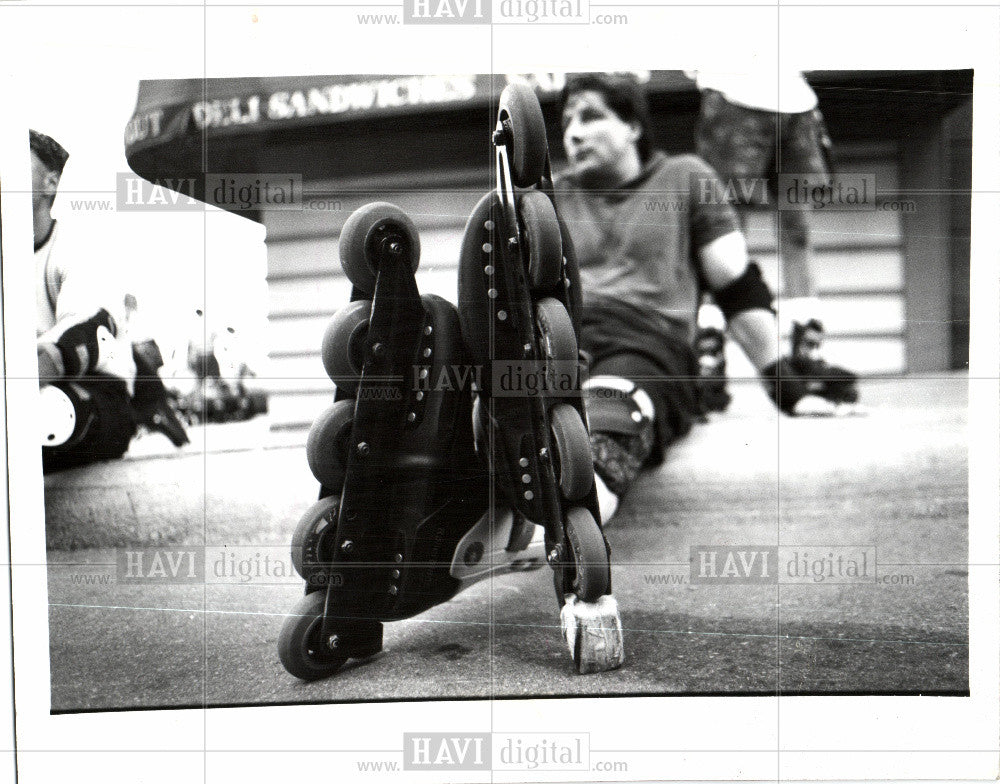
549, 403, 593, 500
277, 591, 350, 680
498, 84, 547, 188
321, 300, 372, 395
564, 506, 610, 603
518, 191, 562, 291
535, 297, 578, 376
339, 202, 420, 294
290, 495, 339, 583
306, 400, 355, 490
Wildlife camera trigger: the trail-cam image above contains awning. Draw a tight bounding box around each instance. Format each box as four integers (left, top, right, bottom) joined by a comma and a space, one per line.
123, 70, 970, 219
122, 71, 696, 218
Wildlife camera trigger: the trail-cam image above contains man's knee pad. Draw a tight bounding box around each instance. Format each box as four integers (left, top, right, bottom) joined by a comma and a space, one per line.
39, 383, 94, 447
582, 375, 655, 436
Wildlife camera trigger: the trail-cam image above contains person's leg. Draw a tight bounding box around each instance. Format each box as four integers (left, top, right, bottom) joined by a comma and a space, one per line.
584, 348, 699, 520
41, 375, 137, 473
773, 108, 832, 324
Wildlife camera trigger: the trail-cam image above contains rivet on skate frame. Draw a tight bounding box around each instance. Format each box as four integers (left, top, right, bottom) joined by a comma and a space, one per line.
340, 540, 354, 554
524, 490, 534, 501
521, 474, 531, 484
482, 242, 493, 253
394, 553, 404, 563
415, 391, 425, 401
357, 442, 370, 456
424, 325, 433, 336
523, 343, 532, 357
484, 220, 494, 231
484, 265, 494, 275
508, 237, 518, 249
388, 585, 399, 596
407, 412, 416, 423
423, 347, 432, 358
488, 288, 498, 299
419, 368, 429, 380
497, 310, 508, 321
372, 342, 385, 357
327, 635, 340, 650
391, 569, 401, 579
518, 457, 529, 468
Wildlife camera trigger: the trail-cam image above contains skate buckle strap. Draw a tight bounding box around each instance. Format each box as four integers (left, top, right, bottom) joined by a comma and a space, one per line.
449, 509, 546, 584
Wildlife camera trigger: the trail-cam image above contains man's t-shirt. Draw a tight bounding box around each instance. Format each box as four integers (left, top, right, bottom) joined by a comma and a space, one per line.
35, 222, 136, 389
554, 151, 739, 348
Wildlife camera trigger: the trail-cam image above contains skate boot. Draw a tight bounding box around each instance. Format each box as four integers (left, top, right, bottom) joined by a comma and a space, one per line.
694, 326, 731, 416
457, 84, 624, 674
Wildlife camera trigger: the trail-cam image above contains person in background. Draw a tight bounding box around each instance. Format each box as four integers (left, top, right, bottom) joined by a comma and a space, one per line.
33, 129, 185, 473
689, 68, 859, 411
554, 73, 837, 520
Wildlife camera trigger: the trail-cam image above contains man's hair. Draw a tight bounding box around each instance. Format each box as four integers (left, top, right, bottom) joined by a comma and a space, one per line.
561, 72, 652, 162
29, 129, 70, 176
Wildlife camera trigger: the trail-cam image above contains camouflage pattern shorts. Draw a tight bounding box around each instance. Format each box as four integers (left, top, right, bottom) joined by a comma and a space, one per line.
695, 89, 832, 206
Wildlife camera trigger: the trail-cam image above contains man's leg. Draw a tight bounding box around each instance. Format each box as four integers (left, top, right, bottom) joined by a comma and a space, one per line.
584, 350, 699, 521
774, 108, 832, 328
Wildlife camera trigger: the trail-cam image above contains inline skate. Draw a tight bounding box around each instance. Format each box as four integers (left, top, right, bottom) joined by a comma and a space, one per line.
457, 84, 624, 673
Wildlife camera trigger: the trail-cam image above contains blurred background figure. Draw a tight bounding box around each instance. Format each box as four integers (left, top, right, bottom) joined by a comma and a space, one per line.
689, 68, 858, 403
164, 305, 269, 425
32, 129, 187, 473
786, 319, 859, 407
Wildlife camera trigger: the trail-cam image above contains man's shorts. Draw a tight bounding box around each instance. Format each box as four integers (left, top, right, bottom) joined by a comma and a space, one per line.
42, 373, 136, 474
695, 88, 832, 206
580, 302, 700, 466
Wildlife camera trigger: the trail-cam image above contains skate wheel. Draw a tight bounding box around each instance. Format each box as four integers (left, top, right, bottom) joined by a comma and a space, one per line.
498, 84, 547, 188
306, 400, 355, 490
517, 191, 562, 291
549, 403, 593, 501
290, 495, 340, 583
321, 300, 372, 395
278, 591, 349, 680
535, 297, 578, 369
339, 202, 420, 294
564, 507, 610, 603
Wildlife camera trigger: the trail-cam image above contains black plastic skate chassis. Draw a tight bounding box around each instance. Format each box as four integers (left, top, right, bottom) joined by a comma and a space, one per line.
279, 204, 488, 680
459, 83, 613, 605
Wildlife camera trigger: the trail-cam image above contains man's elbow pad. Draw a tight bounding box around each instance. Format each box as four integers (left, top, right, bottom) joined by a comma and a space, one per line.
712, 262, 774, 321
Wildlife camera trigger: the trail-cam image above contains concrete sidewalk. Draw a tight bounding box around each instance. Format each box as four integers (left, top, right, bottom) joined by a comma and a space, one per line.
44, 374, 969, 709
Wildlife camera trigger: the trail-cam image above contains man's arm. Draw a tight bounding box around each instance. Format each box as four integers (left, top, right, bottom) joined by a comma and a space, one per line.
698, 232, 780, 372
699, 231, 835, 415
